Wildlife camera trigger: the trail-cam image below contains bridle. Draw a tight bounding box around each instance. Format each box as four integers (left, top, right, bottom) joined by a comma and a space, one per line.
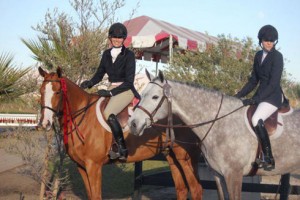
40, 78, 99, 146
136, 80, 175, 145
135, 80, 245, 144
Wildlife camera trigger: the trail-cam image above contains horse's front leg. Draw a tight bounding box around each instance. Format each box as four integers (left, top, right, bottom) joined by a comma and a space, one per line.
223, 170, 243, 200
214, 174, 227, 200
77, 165, 92, 199
85, 161, 103, 200
165, 152, 189, 200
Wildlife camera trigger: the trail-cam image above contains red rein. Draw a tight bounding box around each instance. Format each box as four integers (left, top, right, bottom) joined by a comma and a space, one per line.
60, 78, 84, 146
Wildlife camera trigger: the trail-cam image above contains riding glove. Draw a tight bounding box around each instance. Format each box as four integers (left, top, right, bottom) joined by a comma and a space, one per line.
242, 98, 256, 106
98, 89, 112, 97
80, 80, 93, 89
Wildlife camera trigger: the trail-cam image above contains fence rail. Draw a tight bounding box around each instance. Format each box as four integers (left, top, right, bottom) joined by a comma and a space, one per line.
133, 154, 299, 200
0, 113, 38, 127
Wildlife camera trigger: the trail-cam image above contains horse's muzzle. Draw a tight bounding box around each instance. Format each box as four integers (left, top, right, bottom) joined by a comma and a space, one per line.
129, 118, 149, 136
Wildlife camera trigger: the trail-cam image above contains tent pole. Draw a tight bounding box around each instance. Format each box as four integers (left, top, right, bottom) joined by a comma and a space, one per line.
169, 34, 173, 65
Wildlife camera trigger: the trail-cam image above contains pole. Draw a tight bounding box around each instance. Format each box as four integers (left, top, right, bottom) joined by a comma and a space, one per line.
169, 34, 173, 65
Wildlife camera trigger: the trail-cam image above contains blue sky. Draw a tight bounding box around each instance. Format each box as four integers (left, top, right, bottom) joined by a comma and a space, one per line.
1, 0, 300, 82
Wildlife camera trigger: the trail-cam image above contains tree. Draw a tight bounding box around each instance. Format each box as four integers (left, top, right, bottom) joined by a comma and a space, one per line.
164, 35, 257, 95
0, 53, 31, 102
164, 34, 300, 103
22, 0, 138, 84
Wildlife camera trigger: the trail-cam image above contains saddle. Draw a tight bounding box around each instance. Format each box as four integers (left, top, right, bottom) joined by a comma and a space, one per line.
100, 97, 140, 128
246, 104, 291, 136
99, 97, 136, 128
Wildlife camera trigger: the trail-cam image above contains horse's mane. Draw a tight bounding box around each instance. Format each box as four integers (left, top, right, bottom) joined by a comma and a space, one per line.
168, 79, 231, 98
63, 76, 79, 87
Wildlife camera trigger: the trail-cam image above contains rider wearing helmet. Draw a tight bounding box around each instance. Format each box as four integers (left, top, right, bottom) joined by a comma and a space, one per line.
80, 22, 140, 161
235, 25, 284, 170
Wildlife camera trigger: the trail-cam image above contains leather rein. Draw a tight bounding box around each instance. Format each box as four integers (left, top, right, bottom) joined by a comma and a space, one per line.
135, 80, 244, 144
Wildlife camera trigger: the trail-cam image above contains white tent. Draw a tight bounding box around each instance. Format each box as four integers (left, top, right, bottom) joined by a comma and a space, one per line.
123, 15, 218, 64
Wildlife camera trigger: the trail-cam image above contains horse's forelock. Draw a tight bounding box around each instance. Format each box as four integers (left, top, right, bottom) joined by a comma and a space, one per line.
57, 67, 62, 78
158, 70, 164, 83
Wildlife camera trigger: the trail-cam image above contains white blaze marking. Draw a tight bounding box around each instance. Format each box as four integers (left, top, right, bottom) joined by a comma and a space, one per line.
42, 83, 55, 127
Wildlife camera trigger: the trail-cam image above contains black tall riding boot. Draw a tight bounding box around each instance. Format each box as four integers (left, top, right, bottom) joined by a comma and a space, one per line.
107, 114, 128, 161
254, 119, 275, 170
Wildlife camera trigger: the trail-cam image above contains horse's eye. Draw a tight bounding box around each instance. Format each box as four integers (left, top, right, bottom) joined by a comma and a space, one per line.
55, 91, 61, 95
152, 95, 159, 100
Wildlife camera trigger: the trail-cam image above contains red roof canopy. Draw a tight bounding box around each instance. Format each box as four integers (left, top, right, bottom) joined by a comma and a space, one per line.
123, 15, 218, 62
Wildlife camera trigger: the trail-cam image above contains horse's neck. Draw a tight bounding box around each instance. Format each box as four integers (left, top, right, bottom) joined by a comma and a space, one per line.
65, 79, 90, 110
172, 82, 218, 119
171, 82, 226, 137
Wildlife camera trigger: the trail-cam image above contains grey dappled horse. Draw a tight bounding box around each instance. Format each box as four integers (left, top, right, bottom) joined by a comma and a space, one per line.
129, 70, 300, 200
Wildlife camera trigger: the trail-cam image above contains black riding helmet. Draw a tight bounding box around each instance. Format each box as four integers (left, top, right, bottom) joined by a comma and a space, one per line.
108, 23, 127, 38
258, 25, 278, 45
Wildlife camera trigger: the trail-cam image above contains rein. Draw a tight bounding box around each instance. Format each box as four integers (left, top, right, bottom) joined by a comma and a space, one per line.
136, 80, 245, 144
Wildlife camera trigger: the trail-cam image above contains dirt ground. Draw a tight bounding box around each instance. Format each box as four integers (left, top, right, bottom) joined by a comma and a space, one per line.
0, 130, 299, 200
1, 165, 300, 200
0, 164, 179, 200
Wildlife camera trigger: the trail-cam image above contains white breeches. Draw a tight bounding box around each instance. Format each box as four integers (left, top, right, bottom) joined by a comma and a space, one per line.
252, 102, 278, 126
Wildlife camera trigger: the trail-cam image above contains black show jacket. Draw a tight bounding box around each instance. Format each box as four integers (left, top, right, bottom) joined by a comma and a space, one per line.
237, 49, 283, 108
89, 46, 140, 99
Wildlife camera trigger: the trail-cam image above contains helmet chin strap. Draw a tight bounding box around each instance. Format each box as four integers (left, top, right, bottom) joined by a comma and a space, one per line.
109, 38, 124, 48
259, 40, 278, 52
112, 45, 122, 48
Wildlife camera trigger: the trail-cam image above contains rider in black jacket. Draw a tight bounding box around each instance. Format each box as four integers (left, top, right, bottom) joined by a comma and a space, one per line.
80, 23, 140, 161
235, 25, 284, 170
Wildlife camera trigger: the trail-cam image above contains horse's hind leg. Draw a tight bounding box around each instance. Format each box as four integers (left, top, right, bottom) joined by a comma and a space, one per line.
77, 165, 92, 199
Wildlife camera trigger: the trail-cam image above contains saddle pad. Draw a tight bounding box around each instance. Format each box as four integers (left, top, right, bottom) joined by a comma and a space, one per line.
244, 108, 284, 140
95, 97, 130, 133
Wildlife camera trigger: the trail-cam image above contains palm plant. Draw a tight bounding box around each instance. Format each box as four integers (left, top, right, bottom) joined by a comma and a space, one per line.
0, 53, 31, 102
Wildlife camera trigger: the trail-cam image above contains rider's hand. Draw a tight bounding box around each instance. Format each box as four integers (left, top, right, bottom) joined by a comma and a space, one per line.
98, 89, 112, 97
242, 98, 256, 106
80, 80, 93, 89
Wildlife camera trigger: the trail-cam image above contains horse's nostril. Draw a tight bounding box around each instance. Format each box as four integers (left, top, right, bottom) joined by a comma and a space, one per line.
131, 120, 136, 128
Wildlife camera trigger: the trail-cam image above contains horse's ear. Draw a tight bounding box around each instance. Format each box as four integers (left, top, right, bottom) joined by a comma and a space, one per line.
158, 70, 165, 83
38, 67, 46, 77
145, 69, 154, 81
57, 66, 62, 78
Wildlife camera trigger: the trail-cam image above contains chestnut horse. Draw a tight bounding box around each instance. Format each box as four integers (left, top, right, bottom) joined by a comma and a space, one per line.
37, 67, 202, 200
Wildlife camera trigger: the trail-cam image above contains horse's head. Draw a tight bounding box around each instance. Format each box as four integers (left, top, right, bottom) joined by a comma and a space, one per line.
38, 67, 63, 131
129, 69, 171, 136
